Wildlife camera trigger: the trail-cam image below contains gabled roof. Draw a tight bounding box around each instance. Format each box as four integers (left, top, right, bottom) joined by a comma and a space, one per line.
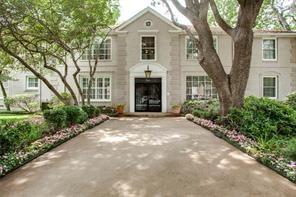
115, 7, 181, 31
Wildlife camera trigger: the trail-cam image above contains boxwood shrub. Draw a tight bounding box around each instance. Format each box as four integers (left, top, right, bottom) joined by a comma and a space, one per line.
61, 106, 88, 125
43, 108, 67, 129
82, 105, 100, 118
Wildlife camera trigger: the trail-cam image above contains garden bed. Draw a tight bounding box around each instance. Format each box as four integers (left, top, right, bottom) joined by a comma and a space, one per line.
186, 115, 296, 183
0, 114, 109, 177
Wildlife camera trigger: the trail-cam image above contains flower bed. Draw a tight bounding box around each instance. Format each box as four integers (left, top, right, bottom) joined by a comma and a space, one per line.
0, 115, 109, 177
187, 116, 296, 183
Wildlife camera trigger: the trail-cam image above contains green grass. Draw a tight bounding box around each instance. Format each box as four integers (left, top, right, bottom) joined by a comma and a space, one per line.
0, 113, 32, 120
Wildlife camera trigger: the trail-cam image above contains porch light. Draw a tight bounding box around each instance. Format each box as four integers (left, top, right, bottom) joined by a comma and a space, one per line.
144, 65, 152, 78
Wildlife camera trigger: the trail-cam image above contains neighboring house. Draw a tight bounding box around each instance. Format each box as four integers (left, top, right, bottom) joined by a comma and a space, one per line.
1, 7, 296, 112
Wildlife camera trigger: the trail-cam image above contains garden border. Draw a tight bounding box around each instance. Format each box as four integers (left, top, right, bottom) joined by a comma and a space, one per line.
0, 115, 109, 177
186, 116, 296, 183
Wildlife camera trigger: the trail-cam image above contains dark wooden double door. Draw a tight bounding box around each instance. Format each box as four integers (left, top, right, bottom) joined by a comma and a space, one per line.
135, 78, 161, 112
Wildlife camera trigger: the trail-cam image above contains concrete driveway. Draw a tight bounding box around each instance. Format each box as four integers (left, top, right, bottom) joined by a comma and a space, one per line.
0, 117, 295, 197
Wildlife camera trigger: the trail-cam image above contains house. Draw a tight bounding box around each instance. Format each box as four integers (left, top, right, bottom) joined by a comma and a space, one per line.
1, 7, 296, 112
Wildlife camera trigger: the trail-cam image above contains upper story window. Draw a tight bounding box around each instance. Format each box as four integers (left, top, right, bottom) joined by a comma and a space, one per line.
141, 36, 156, 60
81, 75, 111, 101
263, 76, 278, 99
81, 38, 112, 61
186, 37, 198, 60
186, 76, 217, 100
145, 20, 152, 27
26, 76, 39, 90
186, 36, 218, 60
262, 38, 277, 61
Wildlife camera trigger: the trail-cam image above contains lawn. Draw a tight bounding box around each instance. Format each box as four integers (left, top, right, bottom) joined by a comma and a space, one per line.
0, 113, 32, 120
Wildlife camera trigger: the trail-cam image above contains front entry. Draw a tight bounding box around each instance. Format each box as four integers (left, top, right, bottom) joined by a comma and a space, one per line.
135, 78, 162, 112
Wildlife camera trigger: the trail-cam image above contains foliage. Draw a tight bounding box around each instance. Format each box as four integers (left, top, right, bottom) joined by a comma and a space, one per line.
48, 92, 73, 109
226, 96, 296, 141
0, 115, 109, 177
183, 99, 219, 121
43, 108, 67, 129
286, 92, 296, 110
284, 138, 296, 161
0, 120, 42, 155
189, 117, 296, 183
208, 0, 296, 30
98, 106, 117, 116
5, 94, 40, 112
61, 106, 88, 125
82, 105, 100, 118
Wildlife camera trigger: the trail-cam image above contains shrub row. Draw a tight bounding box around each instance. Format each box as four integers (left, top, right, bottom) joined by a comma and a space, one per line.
43, 105, 101, 129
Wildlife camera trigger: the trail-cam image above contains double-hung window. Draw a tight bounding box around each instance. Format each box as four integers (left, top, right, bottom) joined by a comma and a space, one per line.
141, 36, 156, 60
81, 76, 111, 101
26, 76, 39, 90
186, 37, 198, 60
262, 38, 277, 61
186, 76, 217, 100
81, 38, 112, 61
186, 36, 218, 60
263, 76, 278, 99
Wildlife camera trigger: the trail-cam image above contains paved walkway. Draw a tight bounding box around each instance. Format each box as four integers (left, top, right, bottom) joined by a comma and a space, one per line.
0, 117, 295, 197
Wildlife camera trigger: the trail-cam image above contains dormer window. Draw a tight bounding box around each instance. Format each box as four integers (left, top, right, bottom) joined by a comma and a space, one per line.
141, 36, 156, 60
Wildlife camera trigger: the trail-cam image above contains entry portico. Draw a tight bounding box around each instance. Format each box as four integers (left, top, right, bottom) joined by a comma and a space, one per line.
129, 63, 167, 113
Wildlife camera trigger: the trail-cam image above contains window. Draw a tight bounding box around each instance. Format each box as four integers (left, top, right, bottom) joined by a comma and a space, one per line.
81, 76, 111, 101
263, 76, 278, 99
262, 38, 277, 60
186, 76, 217, 100
186, 36, 218, 60
81, 38, 112, 60
141, 36, 156, 60
145, 20, 152, 27
186, 37, 198, 60
26, 76, 39, 90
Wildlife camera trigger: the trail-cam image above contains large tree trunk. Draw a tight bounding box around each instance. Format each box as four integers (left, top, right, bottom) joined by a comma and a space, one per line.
70, 53, 85, 105
0, 81, 10, 111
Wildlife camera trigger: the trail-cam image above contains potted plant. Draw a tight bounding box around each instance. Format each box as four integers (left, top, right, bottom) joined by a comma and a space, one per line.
172, 104, 181, 114
116, 104, 125, 114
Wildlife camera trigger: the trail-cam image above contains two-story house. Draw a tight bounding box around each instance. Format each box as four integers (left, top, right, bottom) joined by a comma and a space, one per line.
1, 7, 296, 112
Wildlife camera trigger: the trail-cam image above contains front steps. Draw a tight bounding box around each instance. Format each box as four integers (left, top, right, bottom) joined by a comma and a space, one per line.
122, 112, 180, 118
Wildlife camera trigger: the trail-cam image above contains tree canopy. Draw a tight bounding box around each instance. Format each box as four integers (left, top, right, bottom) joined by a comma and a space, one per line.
208, 0, 296, 30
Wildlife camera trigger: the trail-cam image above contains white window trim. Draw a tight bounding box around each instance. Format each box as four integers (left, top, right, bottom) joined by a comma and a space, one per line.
262, 75, 278, 99
80, 74, 112, 102
185, 36, 198, 61
26, 76, 39, 90
262, 37, 277, 61
140, 35, 157, 61
81, 37, 112, 62
213, 35, 219, 53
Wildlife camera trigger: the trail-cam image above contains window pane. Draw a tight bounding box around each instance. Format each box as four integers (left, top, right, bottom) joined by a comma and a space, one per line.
263, 77, 277, 98
186, 75, 217, 100
141, 37, 155, 60
263, 39, 276, 59
186, 38, 198, 60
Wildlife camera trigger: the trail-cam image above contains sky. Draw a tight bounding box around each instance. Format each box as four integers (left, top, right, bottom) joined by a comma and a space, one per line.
118, 0, 190, 24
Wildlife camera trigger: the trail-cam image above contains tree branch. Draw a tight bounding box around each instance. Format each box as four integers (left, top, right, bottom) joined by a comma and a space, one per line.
209, 0, 234, 36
